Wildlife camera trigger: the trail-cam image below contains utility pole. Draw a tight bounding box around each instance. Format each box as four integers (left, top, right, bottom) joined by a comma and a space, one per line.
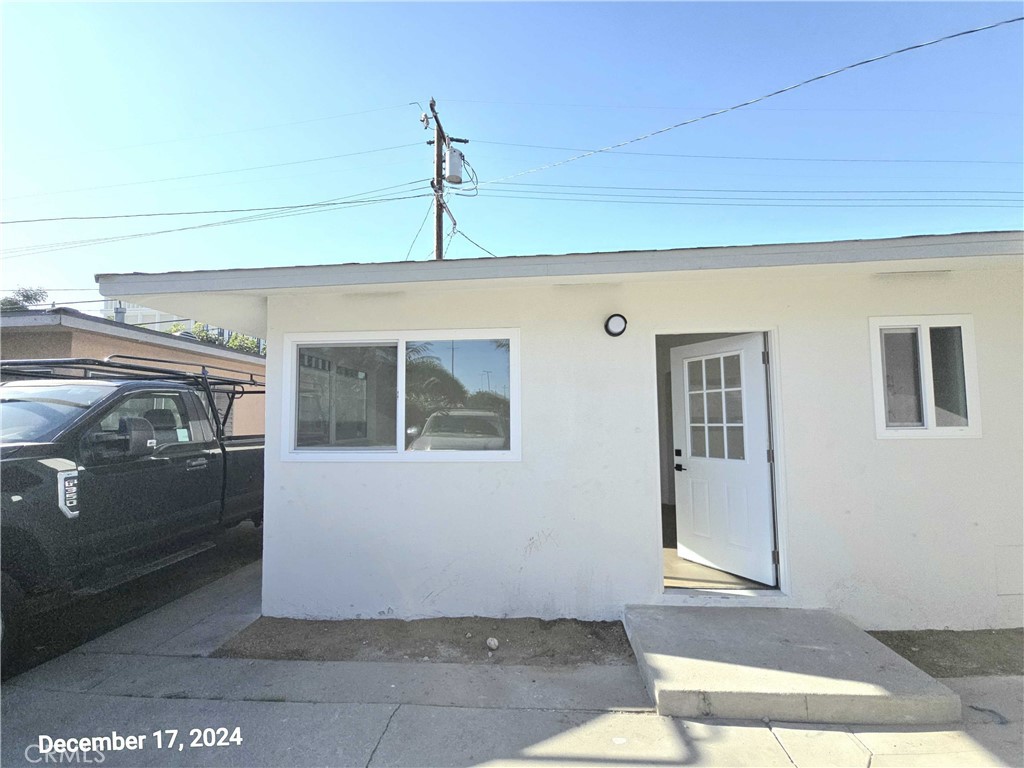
423, 98, 468, 261
431, 99, 445, 261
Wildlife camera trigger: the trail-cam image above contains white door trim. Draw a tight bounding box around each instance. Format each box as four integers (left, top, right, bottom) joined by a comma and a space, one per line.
651, 327, 791, 599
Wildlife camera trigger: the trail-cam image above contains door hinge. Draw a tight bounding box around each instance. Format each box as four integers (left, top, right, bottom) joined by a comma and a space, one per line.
771, 550, 780, 565
761, 350, 769, 365
766, 448, 775, 463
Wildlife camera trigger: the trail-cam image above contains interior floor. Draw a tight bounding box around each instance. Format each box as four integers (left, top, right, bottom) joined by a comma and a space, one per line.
661, 504, 769, 590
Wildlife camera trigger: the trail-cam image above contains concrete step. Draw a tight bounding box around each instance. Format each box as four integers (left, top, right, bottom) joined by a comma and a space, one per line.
624, 605, 962, 725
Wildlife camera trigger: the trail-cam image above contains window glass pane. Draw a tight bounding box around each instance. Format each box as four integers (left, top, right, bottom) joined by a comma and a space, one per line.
727, 426, 745, 460
725, 390, 743, 424
706, 391, 723, 424
723, 354, 741, 388
881, 329, 923, 427
688, 393, 705, 424
406, 339, 510, 451
705, 357, 722, 389
930, 327, 969, 427
690, 426, 706, 457
297, 345, 397, 449
708, 426, 725, 458
100, 394, 192, 446
687, 360, 703, 392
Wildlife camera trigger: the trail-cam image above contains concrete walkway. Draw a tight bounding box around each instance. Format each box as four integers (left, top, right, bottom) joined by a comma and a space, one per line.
2, 562, 1020, 767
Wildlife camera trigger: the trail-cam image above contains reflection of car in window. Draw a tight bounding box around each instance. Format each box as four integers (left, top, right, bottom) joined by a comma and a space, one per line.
408, 409, 507, 451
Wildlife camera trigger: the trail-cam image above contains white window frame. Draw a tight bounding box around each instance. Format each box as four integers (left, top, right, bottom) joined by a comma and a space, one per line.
868, 314, 981, 439
281, 328, 521, 462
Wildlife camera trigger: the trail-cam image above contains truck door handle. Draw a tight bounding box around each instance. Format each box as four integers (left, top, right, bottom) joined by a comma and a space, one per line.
186, 458, 208, 471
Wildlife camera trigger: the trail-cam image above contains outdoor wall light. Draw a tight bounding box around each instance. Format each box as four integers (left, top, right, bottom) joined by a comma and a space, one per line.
604, 314, 627, 337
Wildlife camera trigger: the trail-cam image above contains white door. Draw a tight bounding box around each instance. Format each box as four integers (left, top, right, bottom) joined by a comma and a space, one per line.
670, 333, 776, 586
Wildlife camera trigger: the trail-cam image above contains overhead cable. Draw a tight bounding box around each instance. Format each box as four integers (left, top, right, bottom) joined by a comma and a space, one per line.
481, 16, 1024, 185
3, 143, 423, 201
2, 178, 432, 224
2, 184, 433, 259
475, 140, 1023, 165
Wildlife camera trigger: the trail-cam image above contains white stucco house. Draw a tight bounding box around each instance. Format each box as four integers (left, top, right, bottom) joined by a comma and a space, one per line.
97, 230, 1023, 631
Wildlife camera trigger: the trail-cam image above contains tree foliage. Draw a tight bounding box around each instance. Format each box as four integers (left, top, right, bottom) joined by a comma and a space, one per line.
0, 287, 48, 311
166, 322, 263, 355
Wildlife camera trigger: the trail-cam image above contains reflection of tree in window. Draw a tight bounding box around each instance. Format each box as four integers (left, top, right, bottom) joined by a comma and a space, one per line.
405, 340, 511, 450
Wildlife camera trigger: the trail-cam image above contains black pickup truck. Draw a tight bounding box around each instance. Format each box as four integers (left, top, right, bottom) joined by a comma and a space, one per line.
0, 357, 264, 664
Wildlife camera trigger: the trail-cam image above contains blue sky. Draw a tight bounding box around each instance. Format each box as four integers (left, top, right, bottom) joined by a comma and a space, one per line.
1, 2, 1021, 315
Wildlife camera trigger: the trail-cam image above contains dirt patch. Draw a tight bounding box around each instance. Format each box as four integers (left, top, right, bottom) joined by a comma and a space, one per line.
869, 628, 1023, 678
213, 616, 635, 666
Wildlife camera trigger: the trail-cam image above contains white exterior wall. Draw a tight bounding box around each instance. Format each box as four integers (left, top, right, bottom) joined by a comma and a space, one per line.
261, 258, 1023, 630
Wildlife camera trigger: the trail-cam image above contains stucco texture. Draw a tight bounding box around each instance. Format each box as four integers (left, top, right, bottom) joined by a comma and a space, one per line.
260, 258, 1023, 630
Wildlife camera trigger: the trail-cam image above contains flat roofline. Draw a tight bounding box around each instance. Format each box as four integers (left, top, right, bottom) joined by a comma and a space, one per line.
0, 308, 265, 364
97, 231, 1023, 297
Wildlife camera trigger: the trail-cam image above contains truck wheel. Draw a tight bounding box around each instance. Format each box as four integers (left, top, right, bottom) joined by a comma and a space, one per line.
1, 572, 24, 670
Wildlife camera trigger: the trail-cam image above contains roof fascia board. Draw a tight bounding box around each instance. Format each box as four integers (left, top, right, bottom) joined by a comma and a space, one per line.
97, 232, 1023, 298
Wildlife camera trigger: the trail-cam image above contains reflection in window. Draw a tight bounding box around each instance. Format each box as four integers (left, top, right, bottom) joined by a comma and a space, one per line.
406, 339, 511, 451
296, 344, 397, 449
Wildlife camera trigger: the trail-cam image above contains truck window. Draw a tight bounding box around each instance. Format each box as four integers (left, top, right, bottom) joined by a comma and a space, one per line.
97, 393, 193, 446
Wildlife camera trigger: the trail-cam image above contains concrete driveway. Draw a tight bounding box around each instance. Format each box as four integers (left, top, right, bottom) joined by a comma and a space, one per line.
2, 562, 1020, 767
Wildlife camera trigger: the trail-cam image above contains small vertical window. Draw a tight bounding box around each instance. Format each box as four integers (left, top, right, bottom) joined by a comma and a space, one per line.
870, 316, 980, 438
880, 328, 924, 427
929, 327, 968, 427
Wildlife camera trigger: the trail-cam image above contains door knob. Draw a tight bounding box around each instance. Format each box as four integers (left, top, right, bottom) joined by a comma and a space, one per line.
674, 464, 686, 472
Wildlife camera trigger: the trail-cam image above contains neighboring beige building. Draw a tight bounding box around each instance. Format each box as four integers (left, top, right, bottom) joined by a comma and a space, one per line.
0, 308, 265, 435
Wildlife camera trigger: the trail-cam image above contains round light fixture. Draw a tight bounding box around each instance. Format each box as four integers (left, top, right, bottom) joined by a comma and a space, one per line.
604, 314, 627, 337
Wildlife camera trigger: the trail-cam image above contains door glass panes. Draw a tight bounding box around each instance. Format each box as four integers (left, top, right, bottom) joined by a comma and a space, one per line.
687, 360, 703, 391
929, 327, 968, 427
881, 329, 924, 427
296, 344, 398, 449
723, 355, 742, 388
405, 339, 511, 451
690, 426, 706, 457
708, 426, 725, 458
707, 391, 723, 423
686, 352, 745, 461
705, 358, 722, 388
688, 393, 704, 422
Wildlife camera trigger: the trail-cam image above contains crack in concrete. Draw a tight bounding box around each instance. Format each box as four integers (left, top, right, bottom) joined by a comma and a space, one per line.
365, 704, 401, 768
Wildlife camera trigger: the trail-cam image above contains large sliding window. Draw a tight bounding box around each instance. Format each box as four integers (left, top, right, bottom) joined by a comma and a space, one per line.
285, 330, 519, 461
869, 315, 981, 439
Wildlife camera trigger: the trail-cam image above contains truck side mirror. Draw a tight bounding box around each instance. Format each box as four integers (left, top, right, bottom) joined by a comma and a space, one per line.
121, 417, 156, 458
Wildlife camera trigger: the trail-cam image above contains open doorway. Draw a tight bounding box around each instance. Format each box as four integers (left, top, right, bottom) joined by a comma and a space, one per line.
656, 332, 779, 591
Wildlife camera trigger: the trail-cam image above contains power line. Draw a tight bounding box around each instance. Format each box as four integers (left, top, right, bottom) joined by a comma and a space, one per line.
484, 188, 1018, 203
477, 192, 1020, 208
2, 179, 432, 224
404, 200, 435, 261
474, 140, 1023, 166
492, 182, 1022, 194
456, 230, 498, 257
3, 143, 423, 201
443, 98, 1022, 117
1, 183, 433, 259
2, 194, 432, 259
481, 16, 1024, 185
